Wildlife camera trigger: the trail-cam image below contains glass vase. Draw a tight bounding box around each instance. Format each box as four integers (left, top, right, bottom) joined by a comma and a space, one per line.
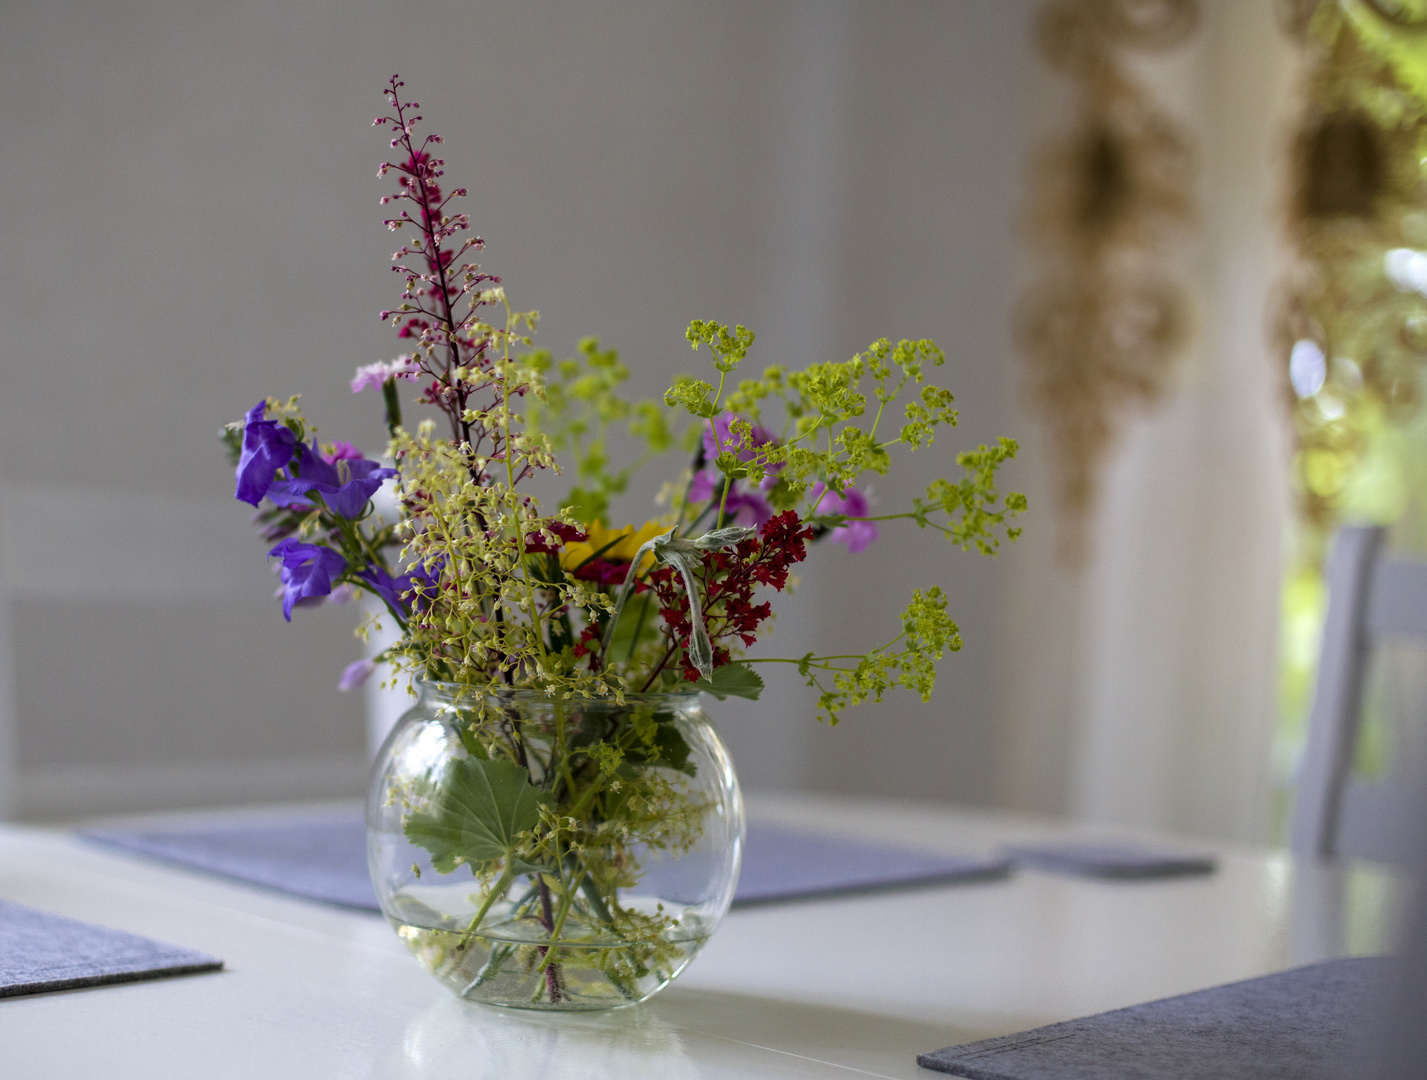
366, 682, 743, 1010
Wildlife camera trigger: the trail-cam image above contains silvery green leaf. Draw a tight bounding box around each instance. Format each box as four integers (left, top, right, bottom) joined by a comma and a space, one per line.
657, 543, 714, 678
691, 526, 756, 550
600, 525, 757, 681
654, 526, 755, 679
601, 529, 674, 657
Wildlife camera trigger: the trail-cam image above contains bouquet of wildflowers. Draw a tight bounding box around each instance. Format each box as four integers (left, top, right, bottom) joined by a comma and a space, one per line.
225, 76, 1024, 1005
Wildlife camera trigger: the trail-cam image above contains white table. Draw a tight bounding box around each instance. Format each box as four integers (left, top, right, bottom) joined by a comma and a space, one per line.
0, 794, 1403, 1079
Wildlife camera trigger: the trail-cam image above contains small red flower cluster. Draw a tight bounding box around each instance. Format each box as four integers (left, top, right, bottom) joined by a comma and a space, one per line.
522, 521, 587, 555
651, 511, 814, 682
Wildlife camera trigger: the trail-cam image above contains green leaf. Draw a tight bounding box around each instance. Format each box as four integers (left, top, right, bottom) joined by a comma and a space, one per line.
623, 711, 696, 775
692, 661, 765, 701
404, 756, 551, 875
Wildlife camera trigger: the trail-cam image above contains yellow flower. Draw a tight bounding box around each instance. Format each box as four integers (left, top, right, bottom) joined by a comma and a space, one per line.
559, 521, 666, 576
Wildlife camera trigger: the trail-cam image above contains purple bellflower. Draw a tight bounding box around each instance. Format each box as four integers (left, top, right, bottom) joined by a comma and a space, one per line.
235, 401, 298, 506
269, 539, 348, 620
811, 482, 879, 554
265, 442, 397, 519
357, 564, 414, 615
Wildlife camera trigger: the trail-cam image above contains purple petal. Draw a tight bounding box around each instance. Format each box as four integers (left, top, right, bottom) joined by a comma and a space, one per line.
723, 486, 773, 527
357, 565, 410, 614
282, 444, 396, 519
811, 483, 878, 553
267, 540, 347, 620
832, 518, 879, 553
689, 469, 717, 503
703, 412, 774, 464
284, 443, 342, 492
338, 658, 377, 691
327, 473, 395, 518
235, 401, 297, 506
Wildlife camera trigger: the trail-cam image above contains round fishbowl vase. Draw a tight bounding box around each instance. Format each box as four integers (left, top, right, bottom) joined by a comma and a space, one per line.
366, 683, 743, 1010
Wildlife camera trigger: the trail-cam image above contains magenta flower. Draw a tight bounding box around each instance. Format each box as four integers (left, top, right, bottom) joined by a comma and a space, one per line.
235, 401, 297, 506
703, 413, 774, 468
322, 441, 363, 463
689, 413, 778, 526
810, 483, 879, 553
690, 485, 770, 527
268, 540, 348, 620
265, 443, 396, 519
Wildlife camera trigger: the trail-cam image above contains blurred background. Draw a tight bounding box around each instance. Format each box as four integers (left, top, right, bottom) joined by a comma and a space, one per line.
1, 0, 1422, 847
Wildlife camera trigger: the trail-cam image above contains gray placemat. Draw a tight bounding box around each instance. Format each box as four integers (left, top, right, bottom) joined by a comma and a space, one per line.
1004, 840, 1216, 879
0, 899, 222, 999
918, 956, 1384, 1079
82, 811, 1010, 910
82, 812, 376, 909
736, 823, 1011, 906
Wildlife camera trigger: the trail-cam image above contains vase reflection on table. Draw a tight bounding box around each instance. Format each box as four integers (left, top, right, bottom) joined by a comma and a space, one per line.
368, 684, 742, 1010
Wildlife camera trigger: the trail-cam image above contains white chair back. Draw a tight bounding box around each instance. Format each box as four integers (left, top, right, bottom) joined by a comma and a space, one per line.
1291, 525, 1427, 863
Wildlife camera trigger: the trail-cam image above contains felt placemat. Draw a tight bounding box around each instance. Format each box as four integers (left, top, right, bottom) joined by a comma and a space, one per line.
82, 812, 376, 910
735, 823, 1011, 906
0, 899, 222, 999
917, 956, 1383, 1079
82, 811, 1010, 910
1004, 840, 1216, 880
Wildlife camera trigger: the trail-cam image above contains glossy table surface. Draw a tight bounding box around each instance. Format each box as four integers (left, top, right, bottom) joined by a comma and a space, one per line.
0, 794, 1404, 1079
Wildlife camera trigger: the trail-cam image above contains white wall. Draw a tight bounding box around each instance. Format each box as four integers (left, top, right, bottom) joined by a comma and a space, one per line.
0, 0, 1036, 817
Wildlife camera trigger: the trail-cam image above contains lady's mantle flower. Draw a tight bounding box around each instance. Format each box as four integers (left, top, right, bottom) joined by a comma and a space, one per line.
269, 540, 347, 620
235, 401, 297, 506
811, 483, 879, 553
351, 355, 420, 394
266, 443, 397, 519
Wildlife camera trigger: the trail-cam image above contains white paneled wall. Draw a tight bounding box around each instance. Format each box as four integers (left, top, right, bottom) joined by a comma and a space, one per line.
0, 486, 370, 818
0, 1, 1035, 818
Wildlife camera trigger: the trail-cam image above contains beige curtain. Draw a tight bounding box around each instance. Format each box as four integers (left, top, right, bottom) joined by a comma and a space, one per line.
998, 0, 1295, 843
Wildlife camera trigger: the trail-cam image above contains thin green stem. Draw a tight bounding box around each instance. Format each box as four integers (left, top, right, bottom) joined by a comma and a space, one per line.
460, 865, 515, 946
743, 634, 906, 667
716, 473, 733, 530
497, 299, 550, 665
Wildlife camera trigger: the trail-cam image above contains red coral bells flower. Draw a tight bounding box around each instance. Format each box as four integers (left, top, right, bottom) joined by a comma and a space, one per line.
651, 511, 814, 681
572, 623, 604, 669
751, 510, 813, 590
